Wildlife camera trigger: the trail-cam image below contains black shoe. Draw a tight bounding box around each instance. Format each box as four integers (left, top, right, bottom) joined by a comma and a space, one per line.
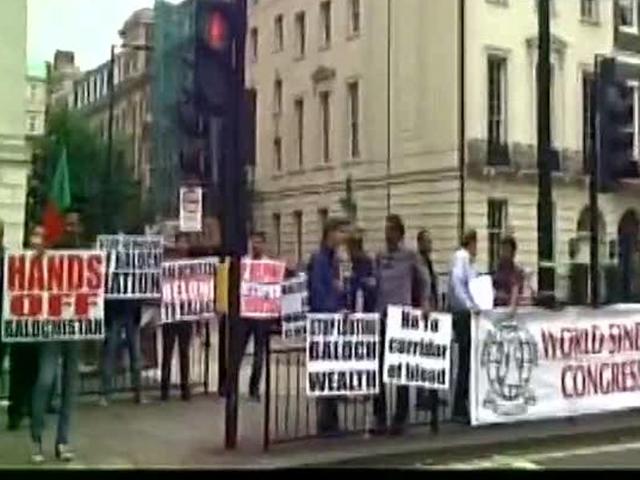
451, 414, 470, 425
181, 389, 191, 402
249, 392, 261, 402
368, 423, 388, 436
7, 417, 21, 431
160, 391, 169, 402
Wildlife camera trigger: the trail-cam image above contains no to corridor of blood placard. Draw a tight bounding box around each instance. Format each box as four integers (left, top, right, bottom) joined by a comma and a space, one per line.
2, 250, 107, 342
306, 313, 380, 397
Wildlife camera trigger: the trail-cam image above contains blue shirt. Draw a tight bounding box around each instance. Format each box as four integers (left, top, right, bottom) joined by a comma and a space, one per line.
308, 246, 345, 313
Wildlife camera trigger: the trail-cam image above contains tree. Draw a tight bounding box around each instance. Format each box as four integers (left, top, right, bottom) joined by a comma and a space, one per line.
28, 109, 143, 240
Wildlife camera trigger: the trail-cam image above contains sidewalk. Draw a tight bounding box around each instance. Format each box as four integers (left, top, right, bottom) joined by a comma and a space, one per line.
2, 392, 640, 468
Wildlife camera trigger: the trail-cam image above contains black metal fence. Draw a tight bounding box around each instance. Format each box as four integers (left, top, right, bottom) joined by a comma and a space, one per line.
262, 336, 457, 450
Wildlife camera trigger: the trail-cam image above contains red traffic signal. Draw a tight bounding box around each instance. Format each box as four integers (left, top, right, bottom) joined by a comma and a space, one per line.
206, 10, 229, 51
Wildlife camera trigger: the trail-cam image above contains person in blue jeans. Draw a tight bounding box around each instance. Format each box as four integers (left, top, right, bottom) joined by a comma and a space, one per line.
30, 210, 84, 464
100, 299, 144, 405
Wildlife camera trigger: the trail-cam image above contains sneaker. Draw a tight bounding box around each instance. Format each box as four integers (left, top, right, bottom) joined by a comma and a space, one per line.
7, 417, 21, 431
55, 444, 75, 463
389, 423, 405, 436
98, 397, 109, 407
30, 440, 44, 465
249, 391, 261, 402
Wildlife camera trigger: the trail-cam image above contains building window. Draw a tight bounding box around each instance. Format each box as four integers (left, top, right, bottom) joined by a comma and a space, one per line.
295, 98, 304, 168
581, 0, 599, 21
274, 78, 282, 115
28, 115, 37, 133
29, 84, 37, 102
250, 27, 258, 62
318, 208, 329, 232
320, 91, 331, 163
348, 81, 360, 159
487, 198, 508, 273
619, 0, 638, 31
294, 211, 303, 263
273, 213, 281, 256
487, 54, 507, 148
320, 1, 332, 48
274, 15, 284, 52
348, 0, 361, 36
582, 72, 596, 173
295, 11, 306, 57
274, 136, 282, 172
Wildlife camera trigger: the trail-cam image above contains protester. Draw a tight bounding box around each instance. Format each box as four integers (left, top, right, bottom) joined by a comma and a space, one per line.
30, 210, 85, 463
493, 235, 524, 314
448, 229, 480, 425
100, 295, 145, 406
6, 225, 42, 431
346, 229, 376, 313
308, 217, 349, 436
373, 215, 430, 436
232, 231, 272, 401
160, 232, 194, 401
417, 229, 439, 309
415, 229, 440, 425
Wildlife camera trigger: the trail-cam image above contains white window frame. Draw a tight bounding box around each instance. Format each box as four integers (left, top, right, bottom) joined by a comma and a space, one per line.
348, 0, 361, 37
487, 54, 508, 146
320, 1, 332, 49
294, 11, 306, 58
347, 80, 361, 160
580, 0, 599, 22
619, 0, 638, 33
319, 90, 332, 163
274, 15, 284, 52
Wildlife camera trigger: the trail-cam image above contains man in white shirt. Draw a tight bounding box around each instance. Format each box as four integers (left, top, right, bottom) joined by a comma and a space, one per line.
447, 229, 480, 424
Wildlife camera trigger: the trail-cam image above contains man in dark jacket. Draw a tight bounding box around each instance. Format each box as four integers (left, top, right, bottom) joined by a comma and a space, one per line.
308, 217, 349, 436
346, 229, 376, 313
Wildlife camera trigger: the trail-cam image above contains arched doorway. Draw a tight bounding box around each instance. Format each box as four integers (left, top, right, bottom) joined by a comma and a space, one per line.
618, 209, 640, 302
574, 206, 606, 262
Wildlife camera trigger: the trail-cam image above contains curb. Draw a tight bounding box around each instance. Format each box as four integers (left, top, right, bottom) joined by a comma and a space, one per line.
286, 415, 640, 467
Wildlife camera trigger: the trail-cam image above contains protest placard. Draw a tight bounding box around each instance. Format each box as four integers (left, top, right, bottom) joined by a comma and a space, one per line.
281, 273, 308, 340
306, 313, 380, 397
383, 306, 452, 390
2, 250, 106, 342
97, 235, 163, 299
161, 257, 218, 322
179, 186, 202, 233
240, 258, 286, 319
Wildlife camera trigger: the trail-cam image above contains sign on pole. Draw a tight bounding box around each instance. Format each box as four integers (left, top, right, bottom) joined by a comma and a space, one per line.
180, 186, 203, 233
306, 313, 380, 397
161, 257, 218, 322
240, 258, 286, 319
2, 250, 107, 342
97, 235, 163, 300
383, 306, 452, 390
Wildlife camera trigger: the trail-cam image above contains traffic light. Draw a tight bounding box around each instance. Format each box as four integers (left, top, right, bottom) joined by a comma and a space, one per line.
597, 57, 637, 192
194, 0, 240, 113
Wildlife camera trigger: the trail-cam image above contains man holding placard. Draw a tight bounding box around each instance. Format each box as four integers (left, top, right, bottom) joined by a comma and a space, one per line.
308, 218, 350, 436
372, 215, 430, 436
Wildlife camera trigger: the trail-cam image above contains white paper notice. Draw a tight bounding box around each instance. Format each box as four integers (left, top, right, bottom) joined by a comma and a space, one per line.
469, 275, 494, 311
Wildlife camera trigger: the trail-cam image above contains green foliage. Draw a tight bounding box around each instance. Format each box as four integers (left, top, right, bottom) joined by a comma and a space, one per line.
28, 109, 143, 240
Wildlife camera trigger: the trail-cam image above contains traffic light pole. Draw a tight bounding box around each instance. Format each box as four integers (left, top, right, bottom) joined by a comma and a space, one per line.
224, 0, 248, 451
536, 0, 555, 303
590, 55, 603, 309
105, 44, 115, 233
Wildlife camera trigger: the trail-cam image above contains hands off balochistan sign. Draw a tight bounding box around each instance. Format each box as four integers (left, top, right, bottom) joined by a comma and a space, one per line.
2, 250, 106, 342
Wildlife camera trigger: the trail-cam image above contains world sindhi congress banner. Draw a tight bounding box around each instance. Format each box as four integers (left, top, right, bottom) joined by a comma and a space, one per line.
471, 305, 640, 426
97, 235, 163, 300
2, 250, 106, 342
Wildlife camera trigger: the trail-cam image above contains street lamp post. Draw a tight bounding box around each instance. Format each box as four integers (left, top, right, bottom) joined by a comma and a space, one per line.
105, 42, 153, 233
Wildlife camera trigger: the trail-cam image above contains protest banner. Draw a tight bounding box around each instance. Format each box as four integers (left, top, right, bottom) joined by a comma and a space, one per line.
179, 186, 203, 233
470, 305, 640, 426
97, 235, 163, 299
383, 306, 452, 390
161, 257, 218, 322
2, 250, 106, 342
281, 273, 308, 340
306, 313, 380, 397
240, 258, 286, 319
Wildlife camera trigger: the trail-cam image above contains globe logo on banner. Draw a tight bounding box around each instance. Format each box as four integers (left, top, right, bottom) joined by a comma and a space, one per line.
481, 321, 538, 416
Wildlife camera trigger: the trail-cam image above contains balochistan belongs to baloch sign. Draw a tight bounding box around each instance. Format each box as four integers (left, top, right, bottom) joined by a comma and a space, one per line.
161, 257, 218, 323
2, 250, 106, 342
